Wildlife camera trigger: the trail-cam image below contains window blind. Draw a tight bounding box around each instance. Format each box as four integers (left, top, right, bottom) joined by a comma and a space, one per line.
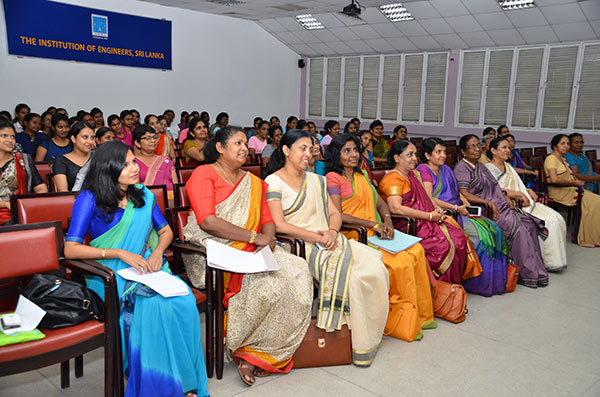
402, 54, 423, 122
424, 53, 447, 123
308, 58, 323, 117
541, 46, 578, 129
325, 58, 341, 118
381, 55, 401, 121
512, 48, 543, 128
361, 56, 380, 120
343, 57, 360, 119
484, 50, 513, 126
458, 51, 485, 125
574, 44, 600, 131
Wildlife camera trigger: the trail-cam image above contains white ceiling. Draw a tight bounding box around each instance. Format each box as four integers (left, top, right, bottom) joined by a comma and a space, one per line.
141, 0, 600, 56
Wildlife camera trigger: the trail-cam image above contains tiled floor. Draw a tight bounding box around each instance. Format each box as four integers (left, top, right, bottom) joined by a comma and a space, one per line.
2, 241, 599, 396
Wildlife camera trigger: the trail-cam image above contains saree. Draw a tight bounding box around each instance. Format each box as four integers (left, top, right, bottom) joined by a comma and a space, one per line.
137, 156, 175, 200
326, 170, 434, 340
265, 172, 389, 367
183, 168, 312, 373
455, 160, 549, 288
565, 152, 599, 193
510, 150, 538, 190
154, 134, 173, 159
71, 186, 208, 397
379, 170, 480, 285
487, 161, 567, 271
544, 155, 600, 247
0, 153, 32, 225
417, 164, 508, 296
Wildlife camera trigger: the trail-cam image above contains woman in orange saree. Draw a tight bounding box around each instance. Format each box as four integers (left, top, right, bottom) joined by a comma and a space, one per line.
182, 126, 312, 387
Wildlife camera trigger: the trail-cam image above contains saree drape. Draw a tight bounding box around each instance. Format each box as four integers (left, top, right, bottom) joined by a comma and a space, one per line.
183, 171, 313, 373
487, 161, 567, 271
417, 164, 508, 296
265, 172, 389, 367
137, 156, 175, 200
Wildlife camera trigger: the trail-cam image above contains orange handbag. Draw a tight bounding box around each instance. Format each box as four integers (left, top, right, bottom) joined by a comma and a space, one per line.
432, 280, 467, 324
293, 317, 352, 368
384, 296, 422, 342
505, 260, 520, 293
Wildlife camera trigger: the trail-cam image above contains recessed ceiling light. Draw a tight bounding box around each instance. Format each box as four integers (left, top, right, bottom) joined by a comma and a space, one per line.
380, 3, 414, 22
498, 0, 535, 10
296, 14, 324, 30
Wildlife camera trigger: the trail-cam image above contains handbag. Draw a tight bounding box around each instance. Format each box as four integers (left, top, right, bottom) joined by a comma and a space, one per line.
293, 317, 352, 368
22, 274, 104, 329
431, 280, 467, 324
505, 260, 520, 293
384, 296, 421, 342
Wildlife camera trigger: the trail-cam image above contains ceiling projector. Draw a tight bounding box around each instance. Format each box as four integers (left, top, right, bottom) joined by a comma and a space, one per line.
342, 0, 361, 17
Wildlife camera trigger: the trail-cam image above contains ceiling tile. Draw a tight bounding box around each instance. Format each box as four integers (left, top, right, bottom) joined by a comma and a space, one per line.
408, 35, 443, 50
540, 4, 587, 24
419, 18, 454, 35
590, 20, 600, 38
345, 40, 376, 54
358, 7, 390, 24
370, 23, 405, 38
364, 38, 396, 53
329, 26, 361, 41
459, 0, 502, 14
432, 33, 467, 49
445, 15, 484, 33
394, 20, 429, 37
404, 1, 441, 20
505, 7, 549, 28
291, 43, 318, 56
334, 13, 368, 27
311, 13, 345, 28
430, 0, 470, 17
326, 41, 357, 55
258, 18, 287, 32
488, 28, 526, 45
293, 30, 322, 44
387, 37, 418, 51
579, 1, 600, 20
459, 31, 496, 48
310, 29, 340, 42
518, 26, 559, 44
553, 22, 597, 42
349, 24, 381, 39
274, 31, 303, 44
309, 42, 335, 56
474, 12, 514, 31
276, 16, 304, 31
535, 0, 577, 5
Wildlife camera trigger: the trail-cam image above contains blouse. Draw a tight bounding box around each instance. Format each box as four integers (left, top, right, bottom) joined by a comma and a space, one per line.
15, 132, 46, 155
183, 140, 203, 165
248, 136, 268, 154
39, 137, 72, 161
53, 155, 84, 191
261, 144, 276, 160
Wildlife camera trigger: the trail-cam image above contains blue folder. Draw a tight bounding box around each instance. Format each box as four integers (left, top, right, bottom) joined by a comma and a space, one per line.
367, 230, 422, 254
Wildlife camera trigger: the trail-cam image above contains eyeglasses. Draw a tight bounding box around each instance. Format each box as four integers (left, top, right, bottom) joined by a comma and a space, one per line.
140, 135, 160, 141
0, 134, 16, 140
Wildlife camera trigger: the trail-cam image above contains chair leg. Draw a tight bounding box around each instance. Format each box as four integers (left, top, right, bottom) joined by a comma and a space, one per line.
60, 360, 70, 389
75, 355, 83, 378
206, 267, 214, 379
216, 270, 224, 380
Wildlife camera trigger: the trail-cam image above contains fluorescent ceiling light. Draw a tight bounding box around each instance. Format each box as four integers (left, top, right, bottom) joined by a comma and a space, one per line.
296, 14, 324, 30
498, 0, 535, 10
380, 3, 414, 22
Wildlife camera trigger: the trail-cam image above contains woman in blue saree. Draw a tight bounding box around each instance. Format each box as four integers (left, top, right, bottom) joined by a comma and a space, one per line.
416, 138, 508, 296
65, 141, 208, 397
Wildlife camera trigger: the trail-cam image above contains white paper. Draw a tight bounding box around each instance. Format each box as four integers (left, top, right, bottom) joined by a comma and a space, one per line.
206, 239, 280, 273
0, 295, 46, 335
117, 269, 190, 298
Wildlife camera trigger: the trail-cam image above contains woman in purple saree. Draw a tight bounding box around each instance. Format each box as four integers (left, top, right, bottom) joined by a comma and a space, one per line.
454, 134, 548, 288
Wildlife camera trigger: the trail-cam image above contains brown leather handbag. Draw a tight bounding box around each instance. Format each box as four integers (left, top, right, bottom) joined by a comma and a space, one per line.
505, 260, 520, 293
432, 280, 467, 324
384, 296, 421, 342
293, 317, 352, 368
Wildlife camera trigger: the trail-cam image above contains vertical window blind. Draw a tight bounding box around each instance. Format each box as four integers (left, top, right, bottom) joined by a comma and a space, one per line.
459, 51, 485, 125
308, 58, 323, 117
325, 58, 341, 118
402, 54, 423, 122
512, 48, 544, 128
574, 44, 600, 131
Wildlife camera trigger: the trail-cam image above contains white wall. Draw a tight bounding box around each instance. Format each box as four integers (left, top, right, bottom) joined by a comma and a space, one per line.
0, 0, 302, 126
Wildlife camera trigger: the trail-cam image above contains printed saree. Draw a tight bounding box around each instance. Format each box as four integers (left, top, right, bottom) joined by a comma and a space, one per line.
0, 153, 32, 225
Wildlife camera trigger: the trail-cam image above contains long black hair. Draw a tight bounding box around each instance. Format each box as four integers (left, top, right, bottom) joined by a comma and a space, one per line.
203, 125, 246, 164
82, 141, 145, 222
49, 113, 69, 138
324, 133, 363, 175
186, 117, 207, 141
487, 136, 510, 160
420, 137, 445, 164
387, 139, 412, 167
265, 129, 312, 176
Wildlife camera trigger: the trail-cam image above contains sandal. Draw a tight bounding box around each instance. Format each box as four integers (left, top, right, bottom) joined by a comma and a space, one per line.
238, 360, 255, 386
253, 367, 271, 377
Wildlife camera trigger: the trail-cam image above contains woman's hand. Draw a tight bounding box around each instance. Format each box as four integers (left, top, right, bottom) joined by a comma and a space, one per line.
317, 230, 339, 250
118, 249, 150, 274
489, 201, 500, 220
147, 251, 164, 272
428, 208, 445, 223
504, 194, 515, 209
457, 204, 470, 217
254, 233, 276, 252
517, 192, 530, 207
527, 189, 538, 203
575, 179, 586, 187
375, 222, 394, 240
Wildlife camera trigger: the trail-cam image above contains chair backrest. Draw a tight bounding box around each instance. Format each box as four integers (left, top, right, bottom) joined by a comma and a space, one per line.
11, 192, 78, 231
171, 206, 191, 240
444, 139, 457, 147
534, 147, 547, 157
175, 156, 187, 167
530, 155, 544, 169
520, 148, 533, 161
34, 162, 53, 184
47, 173, 58, 192
176, 167, 196, 184
0, 221, 62, 279
242, 164, 262, 178
585, 150, 597, 161
174, 184, 190, 207
146, 185, 168, 215
371, 168, 388, 184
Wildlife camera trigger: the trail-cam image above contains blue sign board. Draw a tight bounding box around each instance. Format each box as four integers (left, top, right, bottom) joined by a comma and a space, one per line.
2, 0, 172, 69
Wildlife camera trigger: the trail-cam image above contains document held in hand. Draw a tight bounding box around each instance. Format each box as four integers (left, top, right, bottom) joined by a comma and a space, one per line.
368, 230, 422, 254
206, 239, 280, 273
117, 268, 190, 298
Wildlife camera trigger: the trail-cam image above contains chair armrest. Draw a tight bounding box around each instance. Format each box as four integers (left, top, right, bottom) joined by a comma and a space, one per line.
275, 234, 299, 256
169, 240, 206, 256
391, 215, 417, 236
442, 209, 458, 221
60, 258, 112, 282
341, 223, 367, 244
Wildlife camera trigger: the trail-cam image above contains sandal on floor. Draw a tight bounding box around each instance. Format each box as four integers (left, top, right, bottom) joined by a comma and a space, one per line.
253, 367, 272, 377
238, 361, 255, 386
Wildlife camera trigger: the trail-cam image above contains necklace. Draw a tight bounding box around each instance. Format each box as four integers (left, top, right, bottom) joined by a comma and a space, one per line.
216, 160, 238, 185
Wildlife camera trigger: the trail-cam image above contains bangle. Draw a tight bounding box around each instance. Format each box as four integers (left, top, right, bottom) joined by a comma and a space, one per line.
383, 213, 390, 217
429, 212, 433, 221
329, 227, 339, 234
248, 230, 257, 244
373, 223, 380, 230
102, 249, 106, 259
453, 205, 458, 211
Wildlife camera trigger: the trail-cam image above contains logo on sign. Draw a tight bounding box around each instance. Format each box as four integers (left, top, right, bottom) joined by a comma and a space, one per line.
91, 14, 108, 39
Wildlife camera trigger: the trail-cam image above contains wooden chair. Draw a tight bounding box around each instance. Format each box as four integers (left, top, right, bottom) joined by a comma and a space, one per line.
146, 184, 168, 215
241, 163, 262, 178
174, 183, 190, 207
534, 147, 547, 157
0, 221, 123, 396
176, 166, 196, 184
444, 139, 457, 148
391, 215, 417, 236
529, 155, 544, 170
10, 191, 78, 232
175, 156, 187, 167
540, 171, 583, 227
585, 150, 597, 162
34, 162, 53, 185
47, 173, 58, 192
519, 148, 533, 163
371, 168, 390, 185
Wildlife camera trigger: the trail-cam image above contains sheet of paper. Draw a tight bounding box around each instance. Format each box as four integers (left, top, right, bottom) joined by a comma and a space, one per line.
117, 269, 190, 298
206, 239, 280, 273
368, 230, 422, 254
0, 295, 46, 335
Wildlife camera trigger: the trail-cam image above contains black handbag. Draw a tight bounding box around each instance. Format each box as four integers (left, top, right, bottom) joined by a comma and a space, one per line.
22, 274, 104, 329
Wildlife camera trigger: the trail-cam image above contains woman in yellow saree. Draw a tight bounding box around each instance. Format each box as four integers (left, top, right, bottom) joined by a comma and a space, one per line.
182, 126, 312, 387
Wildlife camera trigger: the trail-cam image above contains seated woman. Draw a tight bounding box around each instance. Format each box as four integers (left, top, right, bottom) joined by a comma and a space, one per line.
34, 113, 71, 162
455, 134, 549, 288
325, 134, 435, 341
261, 125, 283, 169
343, 121, 357, 134
71, 127, 114, 191
307, 121, 322, 141
506, 135, 539, 190
416, 138, 508, 296
182, 118, 208, 167
0, 119, 47, 225
486, 136, 567, 271
265, 130, 389, 367
54, 122, 93, 192
479, 127, 496, 165
145, 114, 175, 161
247, 120, 270, 156
117, 110, 134, 146
564, 133, 600, 193
389, 125, 407, 147
14, 112, 44, 157
319, 120, 340, 149
133, 124, 178, 201
64, 141, 208, 397
544, 134, 600, 247
307, 135, 325, 175
370, 120, 389, 165
182, 126, 312, 386
379, 140, 480, 285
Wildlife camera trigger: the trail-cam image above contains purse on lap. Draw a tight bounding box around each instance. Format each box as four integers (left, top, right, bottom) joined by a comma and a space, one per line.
384, 296, 421, 342
293, 317, 352, 368
431, 280, 467, 324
